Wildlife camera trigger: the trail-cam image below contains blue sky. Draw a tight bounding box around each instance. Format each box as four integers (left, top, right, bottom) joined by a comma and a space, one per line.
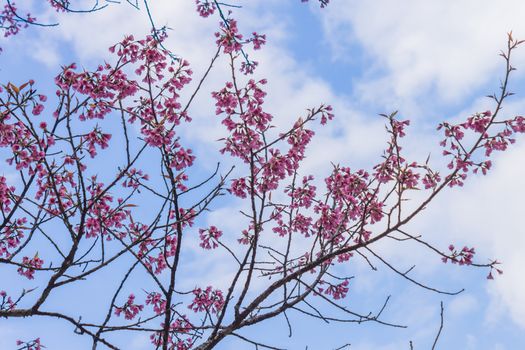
1, 1, 525, 349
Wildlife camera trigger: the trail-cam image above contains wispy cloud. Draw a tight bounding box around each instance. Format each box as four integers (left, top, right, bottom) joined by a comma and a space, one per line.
320, 0, 525, 109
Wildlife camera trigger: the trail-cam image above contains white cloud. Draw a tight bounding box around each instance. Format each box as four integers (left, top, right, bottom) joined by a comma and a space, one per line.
448, 293, 478, 319
129, 333, 150, 350
320, 0, 525, 110
0, 325, 16, 349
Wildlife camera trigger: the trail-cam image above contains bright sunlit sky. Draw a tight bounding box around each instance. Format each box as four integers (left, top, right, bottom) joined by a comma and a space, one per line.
1, 1, 525, 349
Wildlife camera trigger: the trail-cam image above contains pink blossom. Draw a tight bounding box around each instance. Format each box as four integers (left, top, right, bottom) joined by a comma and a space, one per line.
114, 294, 144, 320
189, 286, 224, 314
442, 244, 476, 265
17, 254, 44, 280
215, 19, 243, 54
145, 292, 166, 315
32, 104, 44, 116
199, 226, 222, 249
1, 290, 15, 311
15, 338, 43, 350
1, 3, 32, 38
195, 0, 216, 17
318, 280, 349, 300
248, 32, 266, 50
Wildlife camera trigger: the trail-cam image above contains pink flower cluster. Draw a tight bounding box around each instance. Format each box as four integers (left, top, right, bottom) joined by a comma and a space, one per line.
48, 0, 70, 12
0, 36, 201, 289
0, 290, 15, 311
0, 2, 34, 39
442, 244, 476, 265
422, 170, 442, 189
198, 226, 222, 249
136, 207, 196, 275
114, 294, 144, 320
247, 32, 266, 50
272, 177, 319, 237
237, 228, 253, 245
84, 128, 111, 158
211, 17, 266, 74
288, 176, 317, 209
0, 175, 15, 213
373, 116, 421, 188
32, 103, 44, 116
318, 166, 383, 239
0, 217, 27, 258
487, 262, 504, 280
150, 316, 193, 349
215, 19, 243, 54
438, 111, 525, 187
171, 208, 197, 229
34, 156, 77, 216
195, 0, 216, 17
83, 179, 128, 239
214, 80, 329, 203
109, 35, 195, 171
145, 292, 166, 315
140, 234, 178, 275
0, 0, 69, 50
17, 254, 44, 280
55, 63, 136, 121
122, 168, 150, 190
188, 286, 224, 314
16, 338, 43, 350
1, 109, 47, 174
318, 279, 350, 300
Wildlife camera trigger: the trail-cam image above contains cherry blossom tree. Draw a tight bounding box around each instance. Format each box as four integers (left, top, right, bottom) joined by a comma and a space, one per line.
0, 1, 523, 349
